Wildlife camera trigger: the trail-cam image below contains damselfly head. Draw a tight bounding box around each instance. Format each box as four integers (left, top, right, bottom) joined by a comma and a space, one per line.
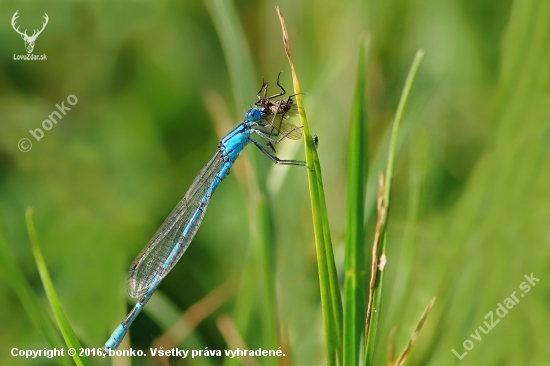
245, 107, 265, 122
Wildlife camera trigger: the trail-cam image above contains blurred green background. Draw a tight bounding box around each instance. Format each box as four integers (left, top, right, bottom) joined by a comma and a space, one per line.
1, 0, 549, 365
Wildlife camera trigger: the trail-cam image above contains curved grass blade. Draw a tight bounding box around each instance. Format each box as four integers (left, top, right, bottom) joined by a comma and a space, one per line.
25, 208, 92, 366
276, 7, 343, 366
365, 49, 425, 366
343, 35, 370, 366
393, 297, 436, 366
0, 230, 73, 366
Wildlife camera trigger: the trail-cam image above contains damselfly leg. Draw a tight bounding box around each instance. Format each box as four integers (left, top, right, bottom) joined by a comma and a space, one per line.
251, 140, 305, 166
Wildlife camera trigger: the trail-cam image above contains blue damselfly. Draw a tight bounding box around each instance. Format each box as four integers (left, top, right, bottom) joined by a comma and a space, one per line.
103, 76, 305, 352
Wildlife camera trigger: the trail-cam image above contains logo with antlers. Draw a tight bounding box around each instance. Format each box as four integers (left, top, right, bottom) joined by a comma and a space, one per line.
11, 11, 49, 54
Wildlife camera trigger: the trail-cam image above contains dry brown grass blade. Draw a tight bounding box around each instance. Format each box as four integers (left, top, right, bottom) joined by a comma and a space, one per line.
275, 7, 298, 93
387, 326, 397, 366
365, 172, 387, 337
217, 314, 261, 366
151, 277, 237, 364
394, 297, 436, 366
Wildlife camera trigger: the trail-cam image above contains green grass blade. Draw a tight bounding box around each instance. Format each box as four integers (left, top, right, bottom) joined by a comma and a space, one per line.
343, 35, 370, 366
386, 128, 431, 327
205, 2, 279, 363
25, 208, 92, 366
204, 0, 257, 112
277, 7, 343, 365
0, 231, 73, 366
383, 50, 425, 207
256, 198, 278, 364
365, 50, 425, 366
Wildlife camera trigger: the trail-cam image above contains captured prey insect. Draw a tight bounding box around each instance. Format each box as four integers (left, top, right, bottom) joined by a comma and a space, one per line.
103, 76, 305, 353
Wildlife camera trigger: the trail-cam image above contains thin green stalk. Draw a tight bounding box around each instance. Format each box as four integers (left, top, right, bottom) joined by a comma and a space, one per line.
205, 1, 279, 363
386, 128, 430, 327
257, 198, 278, 363
204, 0, 256, 114
277, 7, 343, 365
365, 50, 425, 366
383, 51, 425, 207
0, 230, 73, 366
343, 35, 370, 366
25, 208, 92, 366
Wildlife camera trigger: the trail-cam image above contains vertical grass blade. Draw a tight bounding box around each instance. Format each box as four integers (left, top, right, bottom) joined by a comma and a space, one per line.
25, 208, 92, 366
386, 128, 431, 326
205, 1, 279, 363
365, 50, 425, 366
204, 0, 257, 112
276, 7, 343, 365
387, 326, 397, 366
343, 35, 370, 366
0, 230, 73, 366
